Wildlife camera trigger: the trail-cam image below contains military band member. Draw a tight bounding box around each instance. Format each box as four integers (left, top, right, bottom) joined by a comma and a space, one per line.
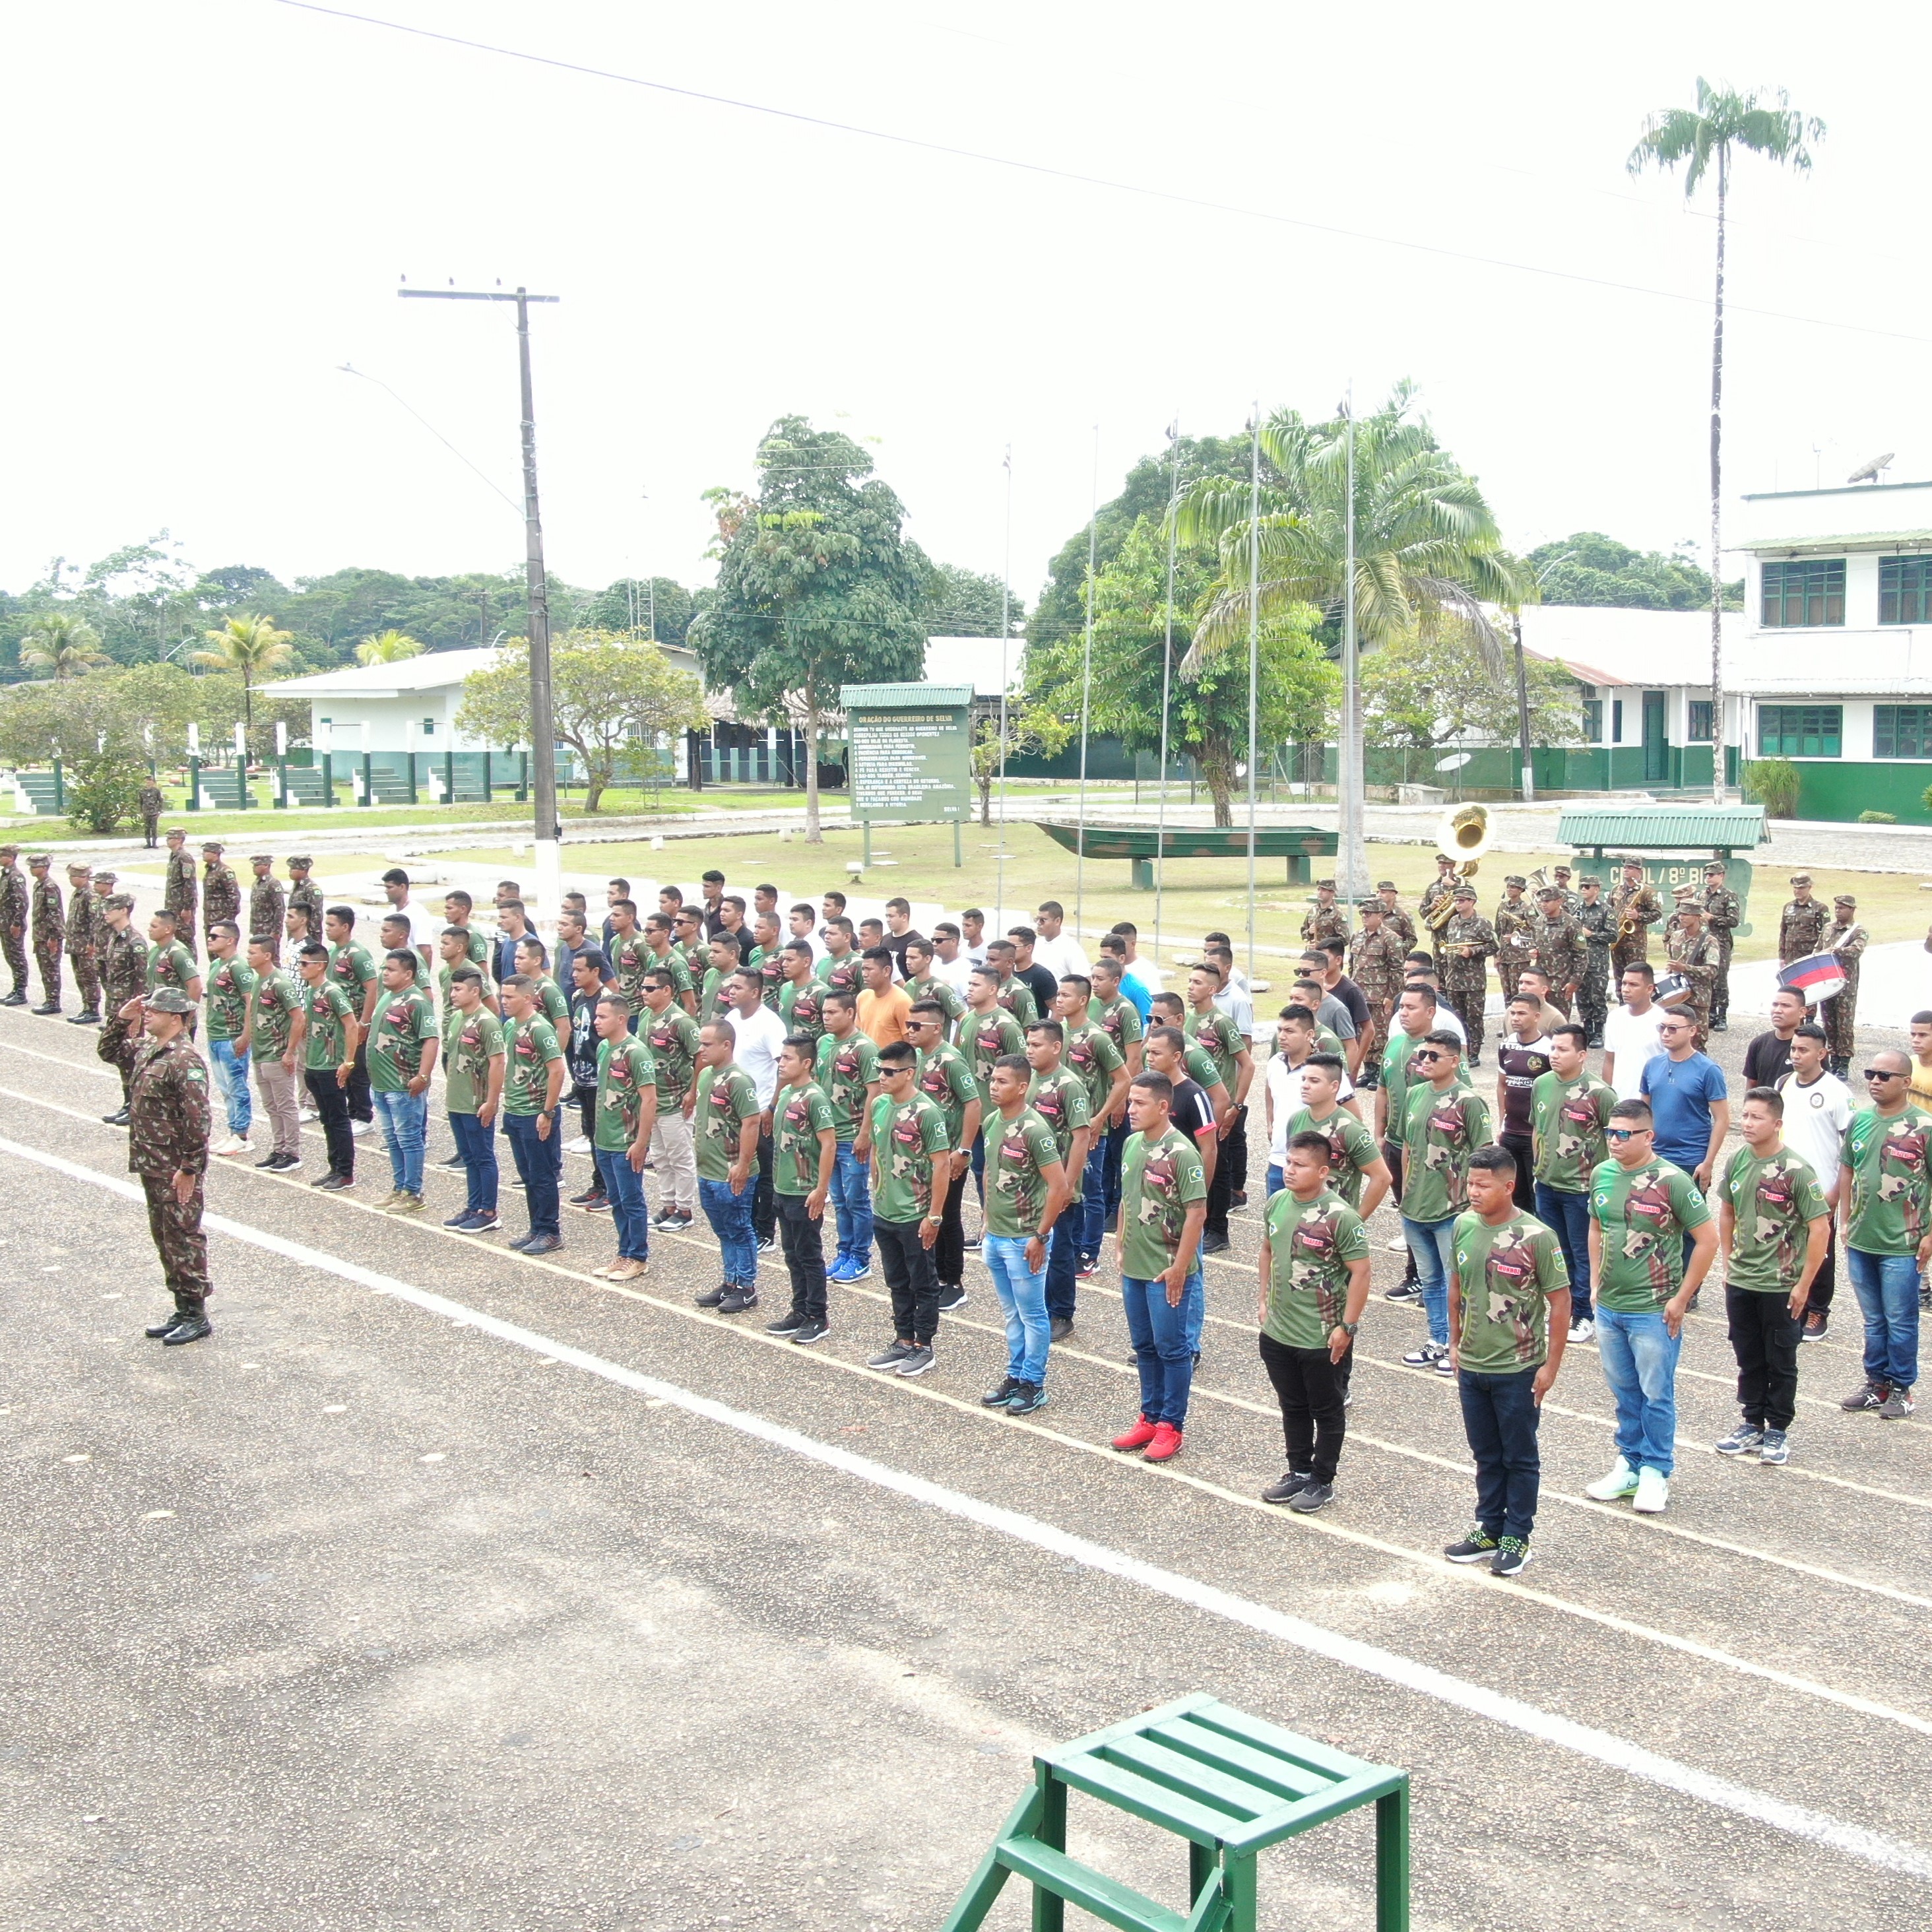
137, 777, 166, 848
1528, 885, 1584, 1019
1420, 853, 1460, 966
1442, 882, 1498, 1066
1824, 893, 1867, 1078
96, 893, 150, 1122
164, 829, 199, 960
1701, 860, 1741, 1032
28, 853, 63, 1014
249, 854, 287, 962
1493, 875, 1535, 1000
1574, 874, 1614, 1047
1376, 881, 1418, 950
128, 986, 214, 1346
1665, 889, 1719, 1045
1778, 872, 1828, 979
1609, 856, 1661, 974
1551, 864, 1582, 917
64, 861, 102, 1024
1347, 899, 1406, 1075
0, 843, 28, 1004
1301, 878, 1349, 948
201, 841, 241, 948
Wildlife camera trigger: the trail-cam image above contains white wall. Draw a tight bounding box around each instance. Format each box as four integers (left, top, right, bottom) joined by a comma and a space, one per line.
309, 690, 490, 755
1737, 480, 1932, 548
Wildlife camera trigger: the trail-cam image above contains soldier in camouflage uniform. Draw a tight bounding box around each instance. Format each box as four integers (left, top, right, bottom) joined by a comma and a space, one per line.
137, 779, 165, 848
1375, 881, 1417, 950
27, 854, 63, 1014
164, 829, 199, 961
127, 986, 214, 1345
201, 841, 241, 950
1824, 892, 1868, 1077
1574, 874, 1614, 1046
1528, 885, 1585, 1020
1664, 889, 1720, 1045
1492, 875, 1535, 1000
1778, 872, 1830, 1024
286, 856, 325, 940
1609, 856, 1662, 975
63, 862, 102, 1023
0, 843, 28, 1004
249, 854, 286, 963
1301, 878, 1349, 948
1440, 882, 1497, 1066
1347, 900, 1405, 1084
96, 893, 151, 1121
1419, 853, 1460, 967
1551, 865, 1583, 917
1700, 860, 1742, 1032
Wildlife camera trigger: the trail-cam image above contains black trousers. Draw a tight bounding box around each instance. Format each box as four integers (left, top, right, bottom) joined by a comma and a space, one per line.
1206, 1135, 1234, 1239
1500, 1132, 1535, 1213
877, 1216, 940, 1345
1223, 1103, 1249, 1196
778, 1192, 827, 1322
1727, 1284, 1801, 1430
933, 1159, 965, 1289
573, 1079, 597, 1144
346, 1037, 373, 1124
306, 1066, 355, 1176
1809, 1221, 1837, 1314
1258, 1331, 1348, 1485
753, 1130, 775, 1244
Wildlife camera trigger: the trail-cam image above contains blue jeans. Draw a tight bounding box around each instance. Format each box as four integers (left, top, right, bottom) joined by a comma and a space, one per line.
1265, 1163, 1285, 1198
1595, 1306, 1682, 1476
503, 1111, 562, 1237
1122, 1269, 1203, 1428
1533, 1183, 1593, 1320
209, 1037, 252, 1137
1045, 1212, 1079, 1322
700, 1175, 758, 1287
831, 1141, 874, 1268
1459, 1367, 1542, 1541
1846, 1246, 1921, 1391
371, 1086, 428, 1194
1403, 1215, 1458, 1345
983, 1232, 1049, 1385
449, 1109, 498, 1215
596, 1147, 651, 1263
1079, 1137, 1109, 1260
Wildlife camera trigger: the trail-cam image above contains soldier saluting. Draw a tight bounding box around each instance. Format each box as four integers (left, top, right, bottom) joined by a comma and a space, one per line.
1700, 860, 1741, 1032
125, 986, 214, 1346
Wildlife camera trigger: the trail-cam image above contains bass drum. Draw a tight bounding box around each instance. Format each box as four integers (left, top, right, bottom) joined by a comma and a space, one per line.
1653, 971, 1693, 1007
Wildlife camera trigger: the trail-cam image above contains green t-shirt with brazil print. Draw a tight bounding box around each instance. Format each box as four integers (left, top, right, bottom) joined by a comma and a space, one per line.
774, 1078, 836, 1195
778, 976, 826, 1044
905, 972, 964, 1031
983, 1105, 1062, 1239
301, 978, 354, 1072
1263, 1186, 1368, 1349
595, 1035, 657, 1152
915, 1040, 978, 1145
1589, 1156, 1710, 1312
1285, 1105, 1380, 1209
441, 1003, 503, 1114
643, 1004, 701, 1105
147, 938, 197, 999
204, 953, 256, 1042
1187, 1008, 1246, 1090
249, 968, 301, 1060
814, 1028, 880, 1142
1379, 1030, 1472, 1136
1089, 991, 1143, 1060
1398, 1081, 1491, 1224
607, 930, 655, 1014
1064, 1019, 1124, 1126
1531, 1070, 1615, 1193
1722, 1144, 1829, 1293
501, 1014, 563, 1115
1120, 1124, 1208, 1281
868, 1089, 951, 1224
694, 1063, 761, 1183
959, 1008, 1025, 1112
367, 985, 435, 1092
1842, 1102, 1932, 1257
1452, 1209, 1568, 1373
1025, 1064, 1091, 1165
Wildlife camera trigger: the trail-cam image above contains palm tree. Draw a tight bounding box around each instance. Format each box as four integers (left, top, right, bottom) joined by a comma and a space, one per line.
356, 628, 425, 666
194, 613, 295, 727
18, 611, 108, 680
1630, 80, 1823, 801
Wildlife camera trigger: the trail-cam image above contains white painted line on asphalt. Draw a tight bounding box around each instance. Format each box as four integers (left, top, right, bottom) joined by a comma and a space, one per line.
4, 1132, 1931, 1883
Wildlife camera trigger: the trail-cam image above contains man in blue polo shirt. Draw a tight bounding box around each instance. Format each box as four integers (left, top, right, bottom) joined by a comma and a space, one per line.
1640, 1007, 1730, 1190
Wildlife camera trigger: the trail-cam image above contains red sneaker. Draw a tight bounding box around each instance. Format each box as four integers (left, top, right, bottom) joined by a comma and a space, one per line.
1111, 1415, 1159, 1452
1143, 1423, 1184, 1463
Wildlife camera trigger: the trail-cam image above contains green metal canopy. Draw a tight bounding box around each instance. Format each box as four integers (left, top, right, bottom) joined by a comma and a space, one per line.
1557, 803, 1766, 855
839, 683, 975, 708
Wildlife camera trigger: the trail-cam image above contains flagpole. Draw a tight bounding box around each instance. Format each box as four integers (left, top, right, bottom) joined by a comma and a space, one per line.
996, 444, 1012, 920
1154, 416, 1179, 975
1339, 382, 1366, 900
1246, 404, 1260, 992
1076, 425, 1098, 934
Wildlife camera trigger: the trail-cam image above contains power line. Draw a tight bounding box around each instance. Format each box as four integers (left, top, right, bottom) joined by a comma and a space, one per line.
273, 0, 1932, 348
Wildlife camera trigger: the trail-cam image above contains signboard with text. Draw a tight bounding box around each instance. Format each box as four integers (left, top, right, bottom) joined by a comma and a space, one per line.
840, 683, 973, 823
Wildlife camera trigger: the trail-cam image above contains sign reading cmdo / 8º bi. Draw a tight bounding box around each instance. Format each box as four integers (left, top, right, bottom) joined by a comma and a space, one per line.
841, 684, 973, 824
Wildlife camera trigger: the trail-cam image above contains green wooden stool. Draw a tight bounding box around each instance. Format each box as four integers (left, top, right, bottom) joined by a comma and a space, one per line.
942, 1694, 1408, 1932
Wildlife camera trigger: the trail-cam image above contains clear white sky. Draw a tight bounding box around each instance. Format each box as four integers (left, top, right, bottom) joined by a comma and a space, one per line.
5, 1, 1929, 608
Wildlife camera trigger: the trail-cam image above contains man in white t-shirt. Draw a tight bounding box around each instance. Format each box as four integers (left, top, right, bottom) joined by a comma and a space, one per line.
380, 868, 436, 972
1031, 901, 1091, 981
1601, 961, 1667, 1103
1110, 920, 1163, 1002
928, 921, 975, 994
1774, 1020, 1853, 1343
723, 970, 786, 1109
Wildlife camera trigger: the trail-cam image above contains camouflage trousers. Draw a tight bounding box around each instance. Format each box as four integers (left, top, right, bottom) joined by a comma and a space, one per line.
98, 1013, 142, 1099
1357, 998, 1394, 1087
1824, 991, 1859, 1062
66, 946, 101, 1013
1576, 955, 1610, 1044
141, 814, 160, 849
1709, 951, 1732, 1030
33, 943, 61, 1006
141, 1172, 209, 1306
1443, 984, 1486, 1062
2, 924, 25, 991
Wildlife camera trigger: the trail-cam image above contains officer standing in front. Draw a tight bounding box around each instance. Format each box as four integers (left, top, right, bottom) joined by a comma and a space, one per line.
127, 986, 214, 1345
137, 777, 165, 848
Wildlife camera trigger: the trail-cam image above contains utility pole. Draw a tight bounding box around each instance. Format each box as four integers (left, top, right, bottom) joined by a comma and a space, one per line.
400, 280, 563, 932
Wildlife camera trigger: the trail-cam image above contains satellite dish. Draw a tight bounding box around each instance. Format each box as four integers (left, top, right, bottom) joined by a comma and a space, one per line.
1846, 452, 1895, 484
1435, 753, 1473, 771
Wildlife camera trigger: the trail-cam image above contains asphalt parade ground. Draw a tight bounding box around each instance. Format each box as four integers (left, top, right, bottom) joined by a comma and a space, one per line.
2, 1006, 1929, 1931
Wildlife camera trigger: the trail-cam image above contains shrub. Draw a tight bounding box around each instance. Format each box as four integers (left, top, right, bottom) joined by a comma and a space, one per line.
63, 757, 146, 836
1859, 809, 1897, 824
1743, 757, 1801, 819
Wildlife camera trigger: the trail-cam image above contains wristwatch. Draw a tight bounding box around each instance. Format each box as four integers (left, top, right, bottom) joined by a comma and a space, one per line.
1339, 1320, 1360, 1336
925, 1213, 943, 1226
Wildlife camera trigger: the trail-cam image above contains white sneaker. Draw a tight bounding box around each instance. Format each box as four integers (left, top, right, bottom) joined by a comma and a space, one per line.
230, 1137, 252, 1155
1584, 1456, 1638, 1500
1632, 1467, 1669, 1513
1384, 1234, 1409, 1252
211, 1134, 242, 1157
1567, 1317, 1595, 1343
565, 1134, 592, 1154
299, 1106, 318, 1122
350, 1119, 373, 1137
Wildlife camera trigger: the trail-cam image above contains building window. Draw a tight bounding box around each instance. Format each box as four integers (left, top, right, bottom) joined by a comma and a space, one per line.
1879, 558, 1932, 626
1760, 558, 1845, 627
1757, 705, 1842, 758
1873, 705, 1932, 757
1687, 700, 1714, 743
422, 717, 436, 737
1611, 699, 1623, 744
1581, 698, 1603, 742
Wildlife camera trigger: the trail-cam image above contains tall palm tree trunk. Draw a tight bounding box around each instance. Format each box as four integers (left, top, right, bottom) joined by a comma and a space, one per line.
1708, 150, 1728, 803
802, 666, 822, 843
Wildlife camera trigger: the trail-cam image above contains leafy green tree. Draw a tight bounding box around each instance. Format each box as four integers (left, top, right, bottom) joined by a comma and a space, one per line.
926, 562, 1023, 638
195, 614, 295, 726
579, 577, 697, 647
690, 418, 929, 841
1527, 532, 1741, 611
1630, 80, 1823, 800
1028, 515, 1337, 826
457, 631, 710, 814
356, 628, 425, 665
19, 612, 108, 680
970, 705, 1071, 825
1362, 623, 1583, 750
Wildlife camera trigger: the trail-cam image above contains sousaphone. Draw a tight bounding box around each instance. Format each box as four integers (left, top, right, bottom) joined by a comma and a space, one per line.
1424, 803, 1492, 930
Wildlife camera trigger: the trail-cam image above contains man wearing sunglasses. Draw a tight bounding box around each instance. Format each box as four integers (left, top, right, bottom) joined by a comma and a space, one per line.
1585, 1099, 1716, 1514
1639, 1008, 1729, 1194
1396, 1030, 1492, 1375
1838, 1050, 1932, 1419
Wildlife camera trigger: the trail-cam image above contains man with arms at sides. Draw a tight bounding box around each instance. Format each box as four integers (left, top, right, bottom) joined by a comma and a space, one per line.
1268, 1010, 1355, 1194
977, 1054, 1071, 1417
856, 946, 913, 1046
242, 936, 303, 1173
1531, 1023, 1613, 1343
1907, 1008, 1932, 1116
1257, 1130, 1372, 1515
864, 1039, 954, 1379
1640, 1008, 1729, 1194
1774, 1023, 1851, 1342
1099, 933, 1153, 1020
1374, 982, 1448, 1301
1090, 953, 1146, 1228
787, 901, 827, 965
1006, 926, 1060, 1021
498, 973, 568, 1256
1143, 1025, 1221, 1221
725, 967, 787, 1256
959, 967, 1025, 1221
1838, 1048, 1932, 1420
983, 938, 1037, 1029
604, 899, 652, 1026
562, 948, 612, 1178
927, 923, 975, 1001
1107, 921, 1161, 1007
641, 969, 702, 1233
691, 1019, 763, 1314
589, 990, 658, 1282
1444, 1145, 1571, 1578
1493, 994, 1553, 1215
366, 947, 440, 1216
290, 940, 358, 1188
1744, 986, 1807, 1093
1397, 1029, 1491, 1376
902, 936, 965, 1036
1715, 1087, 1829, 1465
1284, 1054, 1389, 1223
880, 896, 922, 979
439, 967, 504, 1233
1585, 1099, 1717, 1514
1110, 1072, 1209, 1464
764, 1035, 839, 1347
816, 917, 865, 1000
1600, 962, 1666, 1105
1032, 899, 1089, 981
814, 988, 884, 1284
643, 911, 697, 1017
959, 907, 988, 967
1186, 961, 1253, 1254
1058, 974, 1128, 1281
1022, 1019, 1092, 1343
907, 1000, 980, 1314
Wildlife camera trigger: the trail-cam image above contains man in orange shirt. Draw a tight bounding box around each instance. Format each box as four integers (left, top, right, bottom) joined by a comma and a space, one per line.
857, 946, 913, 1046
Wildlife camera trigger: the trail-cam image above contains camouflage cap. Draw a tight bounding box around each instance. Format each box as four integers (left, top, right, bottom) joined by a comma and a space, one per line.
251, 853, 274, 864
288, 855, 313, 868
0, 844, 17, 858
1376, 880, 1398, 891
1553, 864, 1573, 877
1434, 852, 1454, 864
27, 853, 49, 866
92, 869, 117, 883
1705, 859, 1727, 873
1452, 883, 1477, 900
1789, 872, 1813, 886
1835, 893, 1857, 909
1536, 886, 1563, 902
65, 859, 90, 874
1315, 877, 1336, 890
1673, 885, 1700, 903
1358, 899, 1382, 913
201, 841, 224, 853
1504, 874, 1526, 887
166, 827, 187, 839
104, 891, 133, 911
145, 987, 193, 1014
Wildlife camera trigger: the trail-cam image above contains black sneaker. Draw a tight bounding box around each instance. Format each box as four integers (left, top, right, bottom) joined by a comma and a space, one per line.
438, 1153, 468, 1170
569, 1186, 606, 1209
1075, 1258, 1097, 1280
1048, 1316, 1074, 1343
790, 1317, 829, 1345
1444, 1528, 1500, 1563
1384, 1282, 1422, 1304
936, 1285, 968, 1311
1231, 1189, 1248, 1207
766, 1311, 809, 1337
651, 1207, 682, 1231
1006, 1380, 1047, 1414
1490, 1537, 1531, 1578
1288, 1481, 1334, 1513
466, 1211, 502, 1233
695, 1284, 730, 1308
868, 1341, 915, 1370
255, 1152, 285, 1169
895, 1345, 935, 1377
1841, 1378, 1888, 1412
1261, 1471, 1310, 1504
1199, 1229, 1230, 1254
756, 1235, 779, 1254
717, 1287, 759, 1315
981, 1375, 1021, 1407
961, 1231, 983, 1252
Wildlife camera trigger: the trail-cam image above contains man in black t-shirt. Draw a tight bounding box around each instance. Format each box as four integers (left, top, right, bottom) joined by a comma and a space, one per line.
1008, 926, 1062, 1017
565, 950, 613, 1208
1743, 986, 1805, 1092
1493, 994, 1553, 1212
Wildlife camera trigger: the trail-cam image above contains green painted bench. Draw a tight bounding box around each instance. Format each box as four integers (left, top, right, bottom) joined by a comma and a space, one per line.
1035, 822, 1341, 889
